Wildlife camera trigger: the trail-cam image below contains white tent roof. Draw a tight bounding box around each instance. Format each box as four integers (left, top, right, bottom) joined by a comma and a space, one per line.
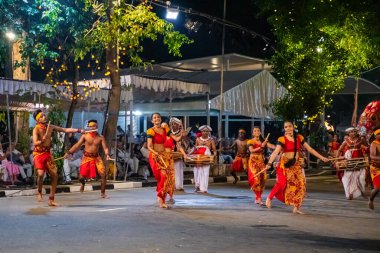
77, 74, 210, 103
210, 70, 287, 118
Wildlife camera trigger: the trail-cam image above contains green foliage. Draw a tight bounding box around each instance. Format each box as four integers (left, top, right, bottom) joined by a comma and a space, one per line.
80, 1, 193, 67
255, 0, 380, 122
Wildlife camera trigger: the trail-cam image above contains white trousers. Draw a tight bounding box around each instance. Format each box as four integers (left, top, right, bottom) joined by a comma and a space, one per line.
194, 165, 210, 192
21, 164, 33, 179
174, 160, 184, 190
63, 158, 82, 181
341, 168, 366, 199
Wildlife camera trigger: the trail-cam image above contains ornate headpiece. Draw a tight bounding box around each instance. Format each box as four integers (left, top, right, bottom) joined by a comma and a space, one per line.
345, 127, 357, 133
199, 125, 212, 132
169, 117, 183, 135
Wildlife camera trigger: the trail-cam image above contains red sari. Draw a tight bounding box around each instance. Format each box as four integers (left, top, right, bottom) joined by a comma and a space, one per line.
268, 135, 306, 209
247, 140, 266, 201
147, 126, 173, 203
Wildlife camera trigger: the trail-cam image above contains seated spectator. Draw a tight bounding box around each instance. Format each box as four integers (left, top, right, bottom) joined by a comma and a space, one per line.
114, 140, 138, 179
63, 148, 83, 183
7, 142, 32, 182
1, 144, 20, 183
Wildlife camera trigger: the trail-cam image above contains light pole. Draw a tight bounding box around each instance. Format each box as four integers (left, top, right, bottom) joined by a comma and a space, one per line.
218, 0, 226, 141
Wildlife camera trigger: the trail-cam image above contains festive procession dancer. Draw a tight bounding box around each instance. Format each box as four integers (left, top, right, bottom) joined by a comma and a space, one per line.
368, 129, 380, 209
265, 121, 329, 214
193, 125, 216, 193
147, 113, 181, 208
32, 109, 84, 206
327, 134, 343, 181
162, 133, 176, 204
169, 117, 187, 192
230, 129, 248, 184
336, 127, 368, 200
65, 120, 111, 199
247, 127, 275, 205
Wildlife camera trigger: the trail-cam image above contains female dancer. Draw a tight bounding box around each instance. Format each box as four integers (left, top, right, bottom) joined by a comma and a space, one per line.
328, 133, 343, 181
147, 113, 180, 208
369, 129, 380, 209
247, 127, 275, 204
265, 121, 329, 214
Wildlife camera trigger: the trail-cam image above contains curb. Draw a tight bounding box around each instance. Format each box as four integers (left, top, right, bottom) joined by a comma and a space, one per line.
0, 175, 249, 198
0, 171, 328, 198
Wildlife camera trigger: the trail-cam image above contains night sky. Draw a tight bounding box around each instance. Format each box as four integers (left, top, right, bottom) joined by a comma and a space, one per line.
140, 0, 273, 64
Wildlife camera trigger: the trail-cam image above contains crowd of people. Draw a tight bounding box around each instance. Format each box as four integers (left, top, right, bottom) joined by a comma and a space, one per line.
1, 109, 379, 213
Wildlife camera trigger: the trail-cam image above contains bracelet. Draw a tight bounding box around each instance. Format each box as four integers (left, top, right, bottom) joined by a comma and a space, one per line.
77, 128, 81, 133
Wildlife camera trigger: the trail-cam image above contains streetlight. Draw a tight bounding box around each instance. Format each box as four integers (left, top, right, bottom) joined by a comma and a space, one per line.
166, 8, 179, 20
5, 31, 16, 79
6, 31, 16, 41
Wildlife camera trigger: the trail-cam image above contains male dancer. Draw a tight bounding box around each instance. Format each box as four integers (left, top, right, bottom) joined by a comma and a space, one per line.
193, 125, 216, 193
65, 120, 111, 198
32, 109, 84, 206
230, 129, 248, 184
369, 129, 380, 209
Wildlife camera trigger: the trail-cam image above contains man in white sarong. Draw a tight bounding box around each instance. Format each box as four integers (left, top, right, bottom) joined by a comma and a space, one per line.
192, 125, 216, 193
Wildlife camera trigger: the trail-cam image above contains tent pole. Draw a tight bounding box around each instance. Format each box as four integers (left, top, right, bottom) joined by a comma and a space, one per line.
218, 0, 226, 141
6, 93, 14, 185
125, 99, 134, 182
169, 88, 172, 117
123, 101, 127, 182
206, 92, 210, 126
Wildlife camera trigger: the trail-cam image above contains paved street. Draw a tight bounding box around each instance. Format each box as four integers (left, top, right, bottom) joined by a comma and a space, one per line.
0, 175, 379, 253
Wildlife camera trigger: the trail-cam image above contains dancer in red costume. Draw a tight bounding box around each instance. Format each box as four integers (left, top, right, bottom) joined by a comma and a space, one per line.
328, 134, 343, 181
265, 121, 329, 214
146, 113, 181, 208
32, 109, 84, 206
369, 129, 380, 209
65, 120, 111, 198
247, 127, 275, 205
230, 129, 248, 184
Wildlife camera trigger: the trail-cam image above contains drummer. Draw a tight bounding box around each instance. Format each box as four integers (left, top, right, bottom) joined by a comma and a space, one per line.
336, 127, 368, 200
192, 125, 217, 193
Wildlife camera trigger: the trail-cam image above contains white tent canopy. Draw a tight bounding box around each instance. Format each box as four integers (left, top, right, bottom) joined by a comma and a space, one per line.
77, 74, 210, 103
210, 70, 287, 118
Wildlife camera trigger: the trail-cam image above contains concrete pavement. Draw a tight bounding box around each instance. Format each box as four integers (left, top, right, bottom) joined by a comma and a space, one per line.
0, 168, 335, 198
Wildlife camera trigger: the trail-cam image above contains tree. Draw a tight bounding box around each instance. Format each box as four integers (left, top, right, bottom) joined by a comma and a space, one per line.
81, 1, 192, 147
254, 0, 380, 122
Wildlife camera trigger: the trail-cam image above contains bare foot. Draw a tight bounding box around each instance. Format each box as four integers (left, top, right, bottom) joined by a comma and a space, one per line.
157, 197, 169, 209
293, 207, 305, 214
48, 200, 60, 207
80, 184, 84, 193
37, 193, 43, 202
348, 193, 353, 200
265, 198, 272, 209
101, 193, 109, 199
368, 200, 374, 210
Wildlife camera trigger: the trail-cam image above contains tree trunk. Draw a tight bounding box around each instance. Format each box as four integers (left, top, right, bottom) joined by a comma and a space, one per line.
63, 65, 79, 151
103, 45, 121, 148
103, 0, 120, 149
